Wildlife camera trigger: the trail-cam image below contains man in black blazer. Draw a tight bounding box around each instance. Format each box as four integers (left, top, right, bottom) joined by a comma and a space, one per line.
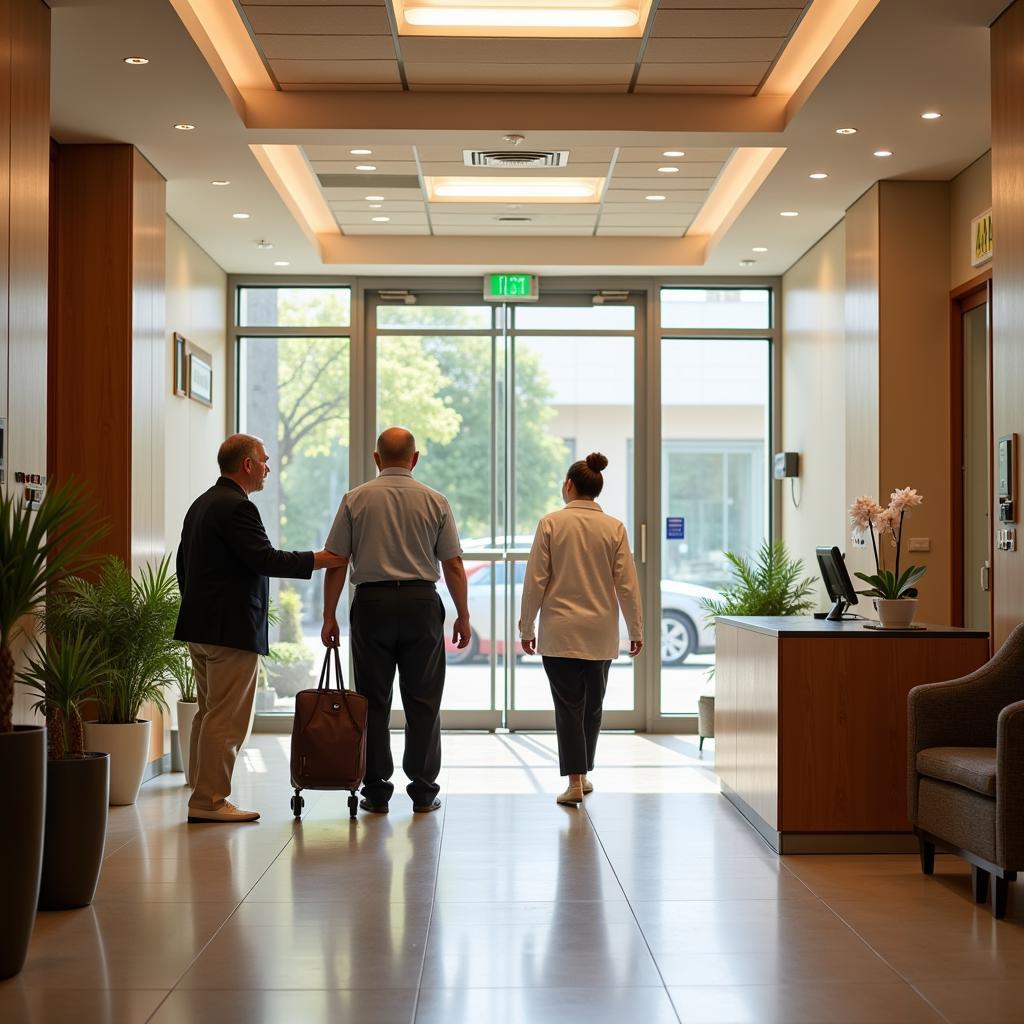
175, 433, 345, 823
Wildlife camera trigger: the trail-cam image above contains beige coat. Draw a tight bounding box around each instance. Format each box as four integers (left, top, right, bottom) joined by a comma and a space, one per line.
518, 500, 643, 661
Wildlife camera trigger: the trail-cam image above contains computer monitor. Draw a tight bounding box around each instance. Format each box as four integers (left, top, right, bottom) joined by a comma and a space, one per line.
815, 546, 859, 621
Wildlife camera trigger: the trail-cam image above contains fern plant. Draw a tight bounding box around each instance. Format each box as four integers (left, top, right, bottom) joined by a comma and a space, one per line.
47, 555, 181, 724
701, 540, 818, 623
18, 631, 111, 759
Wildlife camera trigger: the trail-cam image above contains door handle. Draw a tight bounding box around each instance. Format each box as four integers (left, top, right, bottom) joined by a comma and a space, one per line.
640, 523, 647, 564
981, 561, 991, 592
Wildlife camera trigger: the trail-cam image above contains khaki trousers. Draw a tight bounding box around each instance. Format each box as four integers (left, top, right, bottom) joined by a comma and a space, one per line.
187, 642, 259, 812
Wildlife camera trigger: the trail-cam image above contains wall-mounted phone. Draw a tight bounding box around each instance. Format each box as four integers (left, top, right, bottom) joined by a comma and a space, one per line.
998, 433, 1016, 523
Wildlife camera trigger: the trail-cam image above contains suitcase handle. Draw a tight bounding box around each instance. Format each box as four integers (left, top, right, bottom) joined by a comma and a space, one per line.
298, 647, 361, 739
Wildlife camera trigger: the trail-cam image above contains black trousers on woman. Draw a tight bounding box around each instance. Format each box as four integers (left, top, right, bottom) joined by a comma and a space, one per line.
542, 656, 612, 776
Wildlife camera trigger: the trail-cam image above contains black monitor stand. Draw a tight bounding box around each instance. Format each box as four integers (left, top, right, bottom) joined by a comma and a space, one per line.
825, 598, 850, 622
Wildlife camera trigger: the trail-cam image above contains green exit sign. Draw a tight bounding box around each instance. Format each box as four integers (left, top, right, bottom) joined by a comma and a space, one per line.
483, 273, 539, 302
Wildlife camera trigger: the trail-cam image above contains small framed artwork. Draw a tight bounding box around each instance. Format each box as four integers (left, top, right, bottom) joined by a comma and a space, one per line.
188, 346, 213, 407
173, 333, 188, 397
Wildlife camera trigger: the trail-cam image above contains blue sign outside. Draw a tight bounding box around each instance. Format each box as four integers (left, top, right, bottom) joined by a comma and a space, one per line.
666, 517, 685, 540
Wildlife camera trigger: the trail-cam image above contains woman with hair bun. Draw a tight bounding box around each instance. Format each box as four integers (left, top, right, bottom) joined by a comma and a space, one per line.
518, 452, 644, 805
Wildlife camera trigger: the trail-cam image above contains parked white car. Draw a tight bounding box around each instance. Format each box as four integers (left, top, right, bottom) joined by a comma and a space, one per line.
441, 560, 720, 666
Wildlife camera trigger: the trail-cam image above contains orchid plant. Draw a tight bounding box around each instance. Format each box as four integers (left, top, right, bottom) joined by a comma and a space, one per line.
849, 487, 926, 601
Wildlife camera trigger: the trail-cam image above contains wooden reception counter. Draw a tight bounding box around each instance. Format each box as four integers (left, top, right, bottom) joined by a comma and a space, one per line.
714, 616, 989, 853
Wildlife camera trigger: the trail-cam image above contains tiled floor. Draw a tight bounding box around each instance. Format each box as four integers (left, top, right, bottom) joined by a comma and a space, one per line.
2, 732, 1022, 1023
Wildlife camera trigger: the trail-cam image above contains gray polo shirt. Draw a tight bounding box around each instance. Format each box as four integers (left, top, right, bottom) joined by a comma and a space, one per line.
325, 468, 463, 584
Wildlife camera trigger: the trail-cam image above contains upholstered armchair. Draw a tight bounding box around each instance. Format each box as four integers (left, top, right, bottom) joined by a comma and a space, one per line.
907, 623, 1024, 918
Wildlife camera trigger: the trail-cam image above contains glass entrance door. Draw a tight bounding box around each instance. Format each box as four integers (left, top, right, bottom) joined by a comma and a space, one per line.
368, 291, 646, 730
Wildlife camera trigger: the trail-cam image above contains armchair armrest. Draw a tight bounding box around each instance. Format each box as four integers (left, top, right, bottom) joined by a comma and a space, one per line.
996, 699, 1024, 868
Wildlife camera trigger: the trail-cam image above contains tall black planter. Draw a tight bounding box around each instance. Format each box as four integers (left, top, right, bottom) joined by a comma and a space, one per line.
38, 752, 110, 910
0, 725, 46, 979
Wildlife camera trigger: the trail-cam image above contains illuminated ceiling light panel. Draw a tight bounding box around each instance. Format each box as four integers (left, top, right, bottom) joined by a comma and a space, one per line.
425, 176, 604, 202
392, 0, 653, 37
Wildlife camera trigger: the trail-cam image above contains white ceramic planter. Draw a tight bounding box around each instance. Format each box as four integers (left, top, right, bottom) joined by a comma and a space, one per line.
176, 701, 199, 783
83, 720, 152, 806
876, 598, 918, 628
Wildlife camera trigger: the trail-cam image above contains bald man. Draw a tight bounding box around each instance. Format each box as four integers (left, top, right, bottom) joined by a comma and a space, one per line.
322, 427, 471, 814
175, 434, 346, 823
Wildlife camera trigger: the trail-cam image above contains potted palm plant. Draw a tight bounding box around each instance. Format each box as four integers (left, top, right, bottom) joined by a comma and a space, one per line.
18, 631, 111, 909
0, 480, 104, 978
50, 555, 181, 805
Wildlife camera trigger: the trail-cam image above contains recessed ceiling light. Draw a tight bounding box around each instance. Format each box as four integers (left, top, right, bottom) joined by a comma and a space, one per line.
355, 164, 377, 171
662, 150, 685, 158
273, 260, 290, 267
369, 204, 383, 209
371, 216, 391, 222
350, 148, 373, 155
123, 57, 149, 65
780, 210, 799, 217
645, 195, 666, 202
835, 127, 857, 135
173, 123, 196, 131
232, 212, 250, 219
921, 111, 942, 120
752, 247, 768, 253
657, 166, 679, 173
739, 259, 756, 267
211, 179, 230, 186
403, 3, 641, 28
809, 172, 829, 180
873, 149, 894, 158
365, 195, 384, 201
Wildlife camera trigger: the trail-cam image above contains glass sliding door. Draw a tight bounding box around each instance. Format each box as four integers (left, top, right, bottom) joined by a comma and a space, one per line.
370, 291, 646, 730
656, 288, 772, 722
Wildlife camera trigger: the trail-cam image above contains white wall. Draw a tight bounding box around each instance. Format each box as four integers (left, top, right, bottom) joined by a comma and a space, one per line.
781, 222, 848, 610
164, 218, 228, 552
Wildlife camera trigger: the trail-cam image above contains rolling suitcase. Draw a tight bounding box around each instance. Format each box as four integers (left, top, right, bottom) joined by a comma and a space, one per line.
289, 646, 368, 820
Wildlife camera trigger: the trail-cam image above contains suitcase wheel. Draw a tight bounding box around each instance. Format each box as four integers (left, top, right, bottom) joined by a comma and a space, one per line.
348, 793, 358, 820
290, 791, 305, 819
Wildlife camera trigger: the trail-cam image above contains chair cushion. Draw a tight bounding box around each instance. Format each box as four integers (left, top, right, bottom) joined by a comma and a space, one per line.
917, 747, 997, 798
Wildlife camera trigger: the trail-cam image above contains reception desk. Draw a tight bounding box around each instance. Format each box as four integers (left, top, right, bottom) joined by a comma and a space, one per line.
714, 616, 989, 853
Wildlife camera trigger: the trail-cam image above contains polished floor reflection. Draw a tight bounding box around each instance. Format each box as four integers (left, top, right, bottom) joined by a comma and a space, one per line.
1, 733, 1022, 1023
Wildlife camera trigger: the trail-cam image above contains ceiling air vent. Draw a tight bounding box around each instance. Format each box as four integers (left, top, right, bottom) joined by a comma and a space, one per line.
464, 150, 569, 169
497, 216, 533, 223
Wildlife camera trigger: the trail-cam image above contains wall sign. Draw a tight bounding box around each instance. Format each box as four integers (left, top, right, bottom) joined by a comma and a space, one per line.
666, 517, 685, 540
971, 208, 992, 267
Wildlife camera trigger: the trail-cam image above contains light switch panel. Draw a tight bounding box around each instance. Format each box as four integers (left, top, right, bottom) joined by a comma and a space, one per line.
908, 538, 931, 552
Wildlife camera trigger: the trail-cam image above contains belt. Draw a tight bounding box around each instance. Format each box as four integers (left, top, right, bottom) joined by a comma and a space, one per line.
357, 579, 436, 589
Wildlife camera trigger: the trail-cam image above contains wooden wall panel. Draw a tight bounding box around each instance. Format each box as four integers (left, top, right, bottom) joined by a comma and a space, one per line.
992, 3, 1024, 646
50, 145, 134, 561
713, 622, 738, 791
0, 0, 11, 432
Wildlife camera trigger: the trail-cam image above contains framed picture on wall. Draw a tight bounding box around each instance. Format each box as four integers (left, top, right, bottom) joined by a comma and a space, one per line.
188, 346, 213, 407
173, 333, 188, 397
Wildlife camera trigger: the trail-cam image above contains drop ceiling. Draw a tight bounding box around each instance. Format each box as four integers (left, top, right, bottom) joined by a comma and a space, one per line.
48, 0, 1010, 275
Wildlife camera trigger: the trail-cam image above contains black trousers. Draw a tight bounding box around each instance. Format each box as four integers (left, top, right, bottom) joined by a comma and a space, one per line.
350, 584, 446, 806
542, 656, 611, 776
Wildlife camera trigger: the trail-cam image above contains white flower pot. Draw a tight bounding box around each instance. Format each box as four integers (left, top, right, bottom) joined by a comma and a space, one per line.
876, 598, 918, 628
176, 701, 199, 782
83, 720, 152, 806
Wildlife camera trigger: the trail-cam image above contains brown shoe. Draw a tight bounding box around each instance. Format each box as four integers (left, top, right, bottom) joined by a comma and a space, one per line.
187, 801, 260, 824
582, 776, 594, 795
557, 784, 584, 806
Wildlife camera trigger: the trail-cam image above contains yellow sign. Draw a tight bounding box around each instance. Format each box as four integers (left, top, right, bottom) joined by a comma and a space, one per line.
972, 208, 993, 267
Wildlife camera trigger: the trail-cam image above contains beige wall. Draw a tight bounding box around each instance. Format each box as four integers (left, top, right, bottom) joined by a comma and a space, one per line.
780, 222, 847, 611
164, 218, 228, 553
950, 151, 992, 290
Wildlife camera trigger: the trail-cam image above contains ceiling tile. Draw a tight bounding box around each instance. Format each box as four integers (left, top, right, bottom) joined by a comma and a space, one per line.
243, 5, 392, 34
399, 37, 642, 63
417, 162, 611, 176
280, 82, 403, 91
330, 201, 427, 213
612, 161, 723, 177
408, 82, 629, 92
637, 61, 769, 87
434, 226, 595, 236
269, 59, 401, 85
342, 225, 432, 235
305, 145, 415, 161
257, 34, 396, 60
658, 0, 806, 8
404, 62, 634, 86
599, 213, 693, 226
615, 147, 733, 163
643, 36, 786, 63
633, 83, 757, 94
604, 187, 709, 202
596, 226, 688, 236
652, 9, 802, 36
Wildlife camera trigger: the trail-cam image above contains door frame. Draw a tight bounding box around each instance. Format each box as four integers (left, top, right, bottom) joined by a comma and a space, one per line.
949, 269, 993, 638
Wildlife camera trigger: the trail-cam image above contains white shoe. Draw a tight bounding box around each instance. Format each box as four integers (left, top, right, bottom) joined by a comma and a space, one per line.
187, 800, 260, 823
557, 784, 584, 805
582, 776, 594, 795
